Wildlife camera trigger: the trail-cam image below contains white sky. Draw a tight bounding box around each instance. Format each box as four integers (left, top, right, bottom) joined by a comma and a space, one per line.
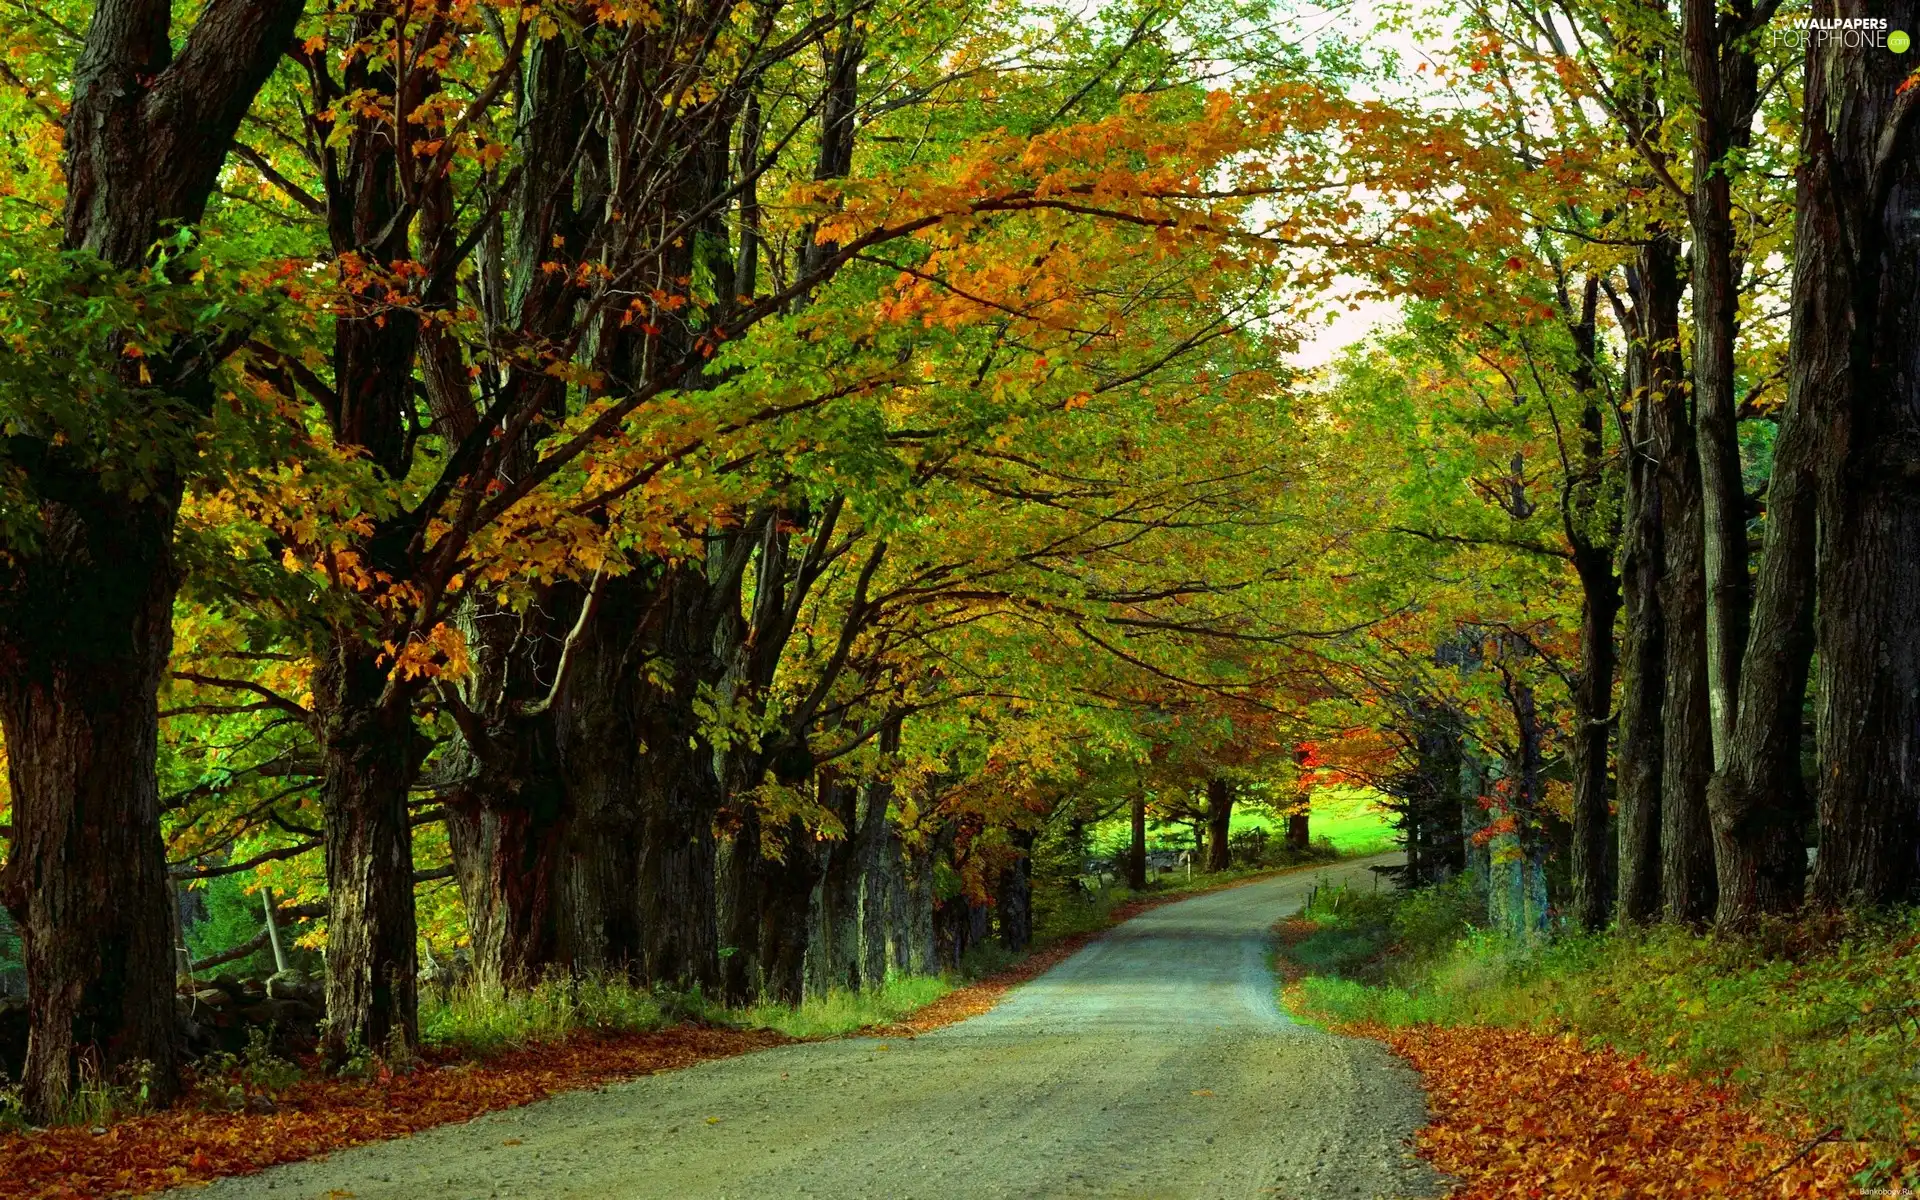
1287, 295, 1401, 370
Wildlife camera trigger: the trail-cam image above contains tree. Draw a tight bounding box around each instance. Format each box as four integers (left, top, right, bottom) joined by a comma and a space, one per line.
1799, 0, 1920, 907
0, 0, 303, 1117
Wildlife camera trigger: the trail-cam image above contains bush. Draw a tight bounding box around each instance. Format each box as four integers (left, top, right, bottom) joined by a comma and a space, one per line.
193, 1025, 303, 1110
1390, 871, 1486, 964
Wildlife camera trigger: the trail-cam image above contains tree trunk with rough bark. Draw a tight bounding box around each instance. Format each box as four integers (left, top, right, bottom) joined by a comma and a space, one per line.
1569, 544, 1620, 931
997, 829, 1035, 952
1615, 232, 1682, 925
443, 712, 569, 988
855, 774, 896, 990
1652, 352, 1718, 924
1803, 0, 1920, 907
902, 839, 939, 977
0, 0, 302, 1118
811, 771, 864, 996
432, 24, 594, 986
1708, 359, 1816, 923
757, 818, 821, 1005
551, 575, 648, 976
717, 815, 763, 1005
1682, 0, 1761, 766
1204, 779, 1234, 872
1564, 276, 1621, 932
0, 500, 181, 1112
631, 732, 723, 990
315, 638, 428, 1061
1394, 703, 1469, 886
1127, 796, 1148, 889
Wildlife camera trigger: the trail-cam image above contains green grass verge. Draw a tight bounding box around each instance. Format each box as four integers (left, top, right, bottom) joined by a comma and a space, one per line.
734, 974, 954, 1040
1279, 876, 1920, 1185
419, 971, 965, 1055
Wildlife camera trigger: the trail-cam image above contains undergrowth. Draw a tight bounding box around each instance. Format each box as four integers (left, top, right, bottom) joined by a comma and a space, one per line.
419, 970, 956, 1054
421, 973, 673, 1056
1280, 875, 1920, 1185
736, 974, 952, 1039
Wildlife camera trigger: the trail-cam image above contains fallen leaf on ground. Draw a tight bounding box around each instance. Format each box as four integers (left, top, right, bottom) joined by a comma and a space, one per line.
1344, 1019, 1882, 1198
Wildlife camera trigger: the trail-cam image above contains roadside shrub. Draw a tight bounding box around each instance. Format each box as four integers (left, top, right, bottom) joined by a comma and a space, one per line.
1390, 871, 1485, 964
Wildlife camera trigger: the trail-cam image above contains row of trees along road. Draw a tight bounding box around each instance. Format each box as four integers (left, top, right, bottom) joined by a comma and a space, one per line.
0, 0, 1441, 1119
0, 0, 1914, 1129
1287, 0, 1919, 942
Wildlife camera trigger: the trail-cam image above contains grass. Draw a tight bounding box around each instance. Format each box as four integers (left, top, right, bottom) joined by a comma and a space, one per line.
419, 970, 962, 1055
735, 974, 954, 1039
420, 973, 675, 1057
1277, 875, 1920, 1186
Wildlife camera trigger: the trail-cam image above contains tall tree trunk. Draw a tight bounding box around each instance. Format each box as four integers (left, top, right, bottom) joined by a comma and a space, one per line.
1682, 0, 1761, 764
718, 813, 764, 1005
883, 825, 914, 976
0, 0, 303, 1117
1655, 390, 1718, 923
1500, 667, 1552, 935
812, 771, 863, 996
1615, 232, 1682, 925
756, 818, 820, 1005
1708, 369, 1816, 922
434, 24, 593, 985
551, 578, 647, 975
857, 773, 900, 990
551, 741, 645, 977
315, 639, 427, 1061
0, 491, 181, 1113
437, 595, 574, 988
902, 839, 938, 977
1803, 0, 1920, 907
1127, 796, 1148, 889
1569, 547, 1620, 930
1396, 702, 1469, 886
631, 737, 722, 990
1564, 276, 1621, 932
996, 829, 1035, 952
443, 714, 569, 988
1204, 778, 1234, 872
308, 6, 446, 1056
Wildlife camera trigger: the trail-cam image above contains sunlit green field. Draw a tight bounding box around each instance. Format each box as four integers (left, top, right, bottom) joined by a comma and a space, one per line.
1227, 786, 1398, 856
1088, 785, 1398, 859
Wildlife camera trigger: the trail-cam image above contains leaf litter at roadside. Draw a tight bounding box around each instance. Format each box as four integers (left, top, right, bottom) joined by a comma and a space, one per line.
1270, 933, 1889, 1200
0, 1027, 788, 1200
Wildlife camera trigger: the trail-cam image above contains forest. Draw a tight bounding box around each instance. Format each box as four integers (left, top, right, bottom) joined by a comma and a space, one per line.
0, 0, 1914, 1193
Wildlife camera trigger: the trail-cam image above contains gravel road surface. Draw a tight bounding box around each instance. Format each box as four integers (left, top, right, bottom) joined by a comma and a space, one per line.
174, 854, 1449, 1200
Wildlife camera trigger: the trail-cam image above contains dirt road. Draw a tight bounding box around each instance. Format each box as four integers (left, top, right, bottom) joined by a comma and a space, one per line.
178, 855, 1448, 1199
